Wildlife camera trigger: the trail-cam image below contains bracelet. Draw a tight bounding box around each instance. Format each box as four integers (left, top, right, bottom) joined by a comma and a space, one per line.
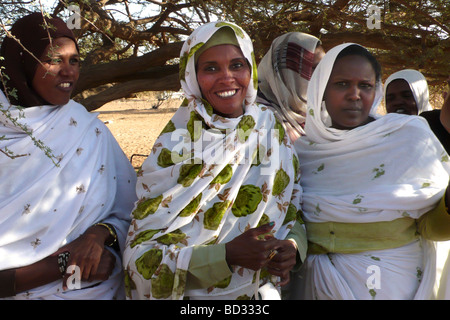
94, 222, 117, 247
57, 251, 71, 277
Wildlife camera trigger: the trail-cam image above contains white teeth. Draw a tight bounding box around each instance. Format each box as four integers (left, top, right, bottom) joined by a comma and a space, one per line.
59, 82, 71, 88
217, 90, 237, 98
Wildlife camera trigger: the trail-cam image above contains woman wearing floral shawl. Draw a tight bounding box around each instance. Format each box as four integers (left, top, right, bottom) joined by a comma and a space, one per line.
294, 43, 450, 299
123, 21, 304, 300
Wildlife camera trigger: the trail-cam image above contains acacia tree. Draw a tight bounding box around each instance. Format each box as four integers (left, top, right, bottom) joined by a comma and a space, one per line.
1, 0, 449, 110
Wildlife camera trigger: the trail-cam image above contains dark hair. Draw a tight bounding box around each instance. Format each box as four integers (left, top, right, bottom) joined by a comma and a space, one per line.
335, 44, 382, 83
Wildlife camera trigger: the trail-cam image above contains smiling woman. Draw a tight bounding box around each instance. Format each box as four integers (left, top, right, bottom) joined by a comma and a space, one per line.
123, 21, 305, 300
32, 37, 80, 106
0, 12, 137, 299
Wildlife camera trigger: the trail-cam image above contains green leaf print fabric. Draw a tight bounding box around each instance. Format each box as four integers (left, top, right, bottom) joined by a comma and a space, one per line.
123, 22, 302, 300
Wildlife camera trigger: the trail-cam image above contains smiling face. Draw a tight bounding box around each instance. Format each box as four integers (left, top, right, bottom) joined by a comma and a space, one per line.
323, 55, 377, 130
196, 44, 251, 118
32, 37, 80, 106
385, 79, 418, 115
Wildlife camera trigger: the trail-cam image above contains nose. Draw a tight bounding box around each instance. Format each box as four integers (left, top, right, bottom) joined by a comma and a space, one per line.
347, 85, 361, 101
59, 61, 78, 77
218, 68, 235, 83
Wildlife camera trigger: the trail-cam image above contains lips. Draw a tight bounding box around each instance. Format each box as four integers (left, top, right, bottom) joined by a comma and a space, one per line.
57, 81, 74, 91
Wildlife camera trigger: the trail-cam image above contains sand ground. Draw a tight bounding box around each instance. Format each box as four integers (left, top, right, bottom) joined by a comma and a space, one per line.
95, 95, 180, 169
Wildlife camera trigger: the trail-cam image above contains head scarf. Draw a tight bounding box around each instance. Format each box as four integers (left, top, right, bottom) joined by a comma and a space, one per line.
257, 32, 321, 140
384, 69, 433, 114
0, 12, 78, 107
296, 42, 448, 222
294, 43, 450, 300
123, 21, 301, 300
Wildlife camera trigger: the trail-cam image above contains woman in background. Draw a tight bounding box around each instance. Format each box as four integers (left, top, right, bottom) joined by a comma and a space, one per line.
257, 32, 325, 142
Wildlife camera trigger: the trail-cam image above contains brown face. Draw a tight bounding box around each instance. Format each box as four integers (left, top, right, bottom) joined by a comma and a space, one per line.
385, 79, 418, 115
32, 37, 80, 106
196, 44, 251, 118
323, 55, 377, 130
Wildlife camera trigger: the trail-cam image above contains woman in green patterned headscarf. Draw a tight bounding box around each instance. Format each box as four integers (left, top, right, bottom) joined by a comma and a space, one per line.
123, 21, 305, 300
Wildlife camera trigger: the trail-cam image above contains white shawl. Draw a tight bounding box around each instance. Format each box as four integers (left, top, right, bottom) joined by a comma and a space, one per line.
295, 43, 450, 299
123, 21, 301, 300
0, 92, 137, 299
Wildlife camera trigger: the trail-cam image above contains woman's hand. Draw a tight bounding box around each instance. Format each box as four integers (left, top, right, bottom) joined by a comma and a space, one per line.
266, 239, 298, 286
225, 222, 278, 271
57, 225, 116, 288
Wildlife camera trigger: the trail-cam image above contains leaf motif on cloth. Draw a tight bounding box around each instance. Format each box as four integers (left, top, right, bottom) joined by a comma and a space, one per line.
203, 200, 232, 230
130, 229, 160, 248
187, 111, 205, 142
314, 203, 322, 216
133, 194, 164, 219
274, 118, 285, 145
272, 168, 290, 196
210, 164, 233, 185
236, 115, 256, 143
177, 161, 204, 187
156, 229, 187, 246
231, 185, 263, 217
353, 194, 364, 204
151, 264, 175, 299
135, 248, 163, 280
179, 193, 203, 217
313, 163, 324, 174
372, 164, 385, 179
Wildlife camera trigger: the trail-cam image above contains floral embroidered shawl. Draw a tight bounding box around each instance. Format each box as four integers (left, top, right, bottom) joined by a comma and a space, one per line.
123, 21, 302, 300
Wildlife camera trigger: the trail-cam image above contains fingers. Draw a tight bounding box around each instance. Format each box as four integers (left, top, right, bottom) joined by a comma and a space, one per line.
247, 221, 275, 240
62, 249, 116, 290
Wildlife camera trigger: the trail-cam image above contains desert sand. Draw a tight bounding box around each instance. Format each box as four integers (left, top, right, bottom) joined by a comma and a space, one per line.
95, 95, 180, 169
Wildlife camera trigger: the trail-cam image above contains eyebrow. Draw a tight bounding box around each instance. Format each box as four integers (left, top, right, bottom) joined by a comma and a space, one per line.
199, 57, 245, 64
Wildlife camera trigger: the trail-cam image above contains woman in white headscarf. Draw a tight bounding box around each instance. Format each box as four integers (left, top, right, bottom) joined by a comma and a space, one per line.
384, 69, 433, 115
257, 32, 325, 142
123, 21, 304, 300
294, 43, 450, 299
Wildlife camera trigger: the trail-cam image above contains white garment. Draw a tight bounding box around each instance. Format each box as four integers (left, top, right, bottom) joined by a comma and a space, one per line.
294, 43, 450, 299
0, 92, 137, 299
384, 69, 433, 114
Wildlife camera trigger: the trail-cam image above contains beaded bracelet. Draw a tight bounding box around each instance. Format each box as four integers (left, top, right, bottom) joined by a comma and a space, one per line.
57, 251, 70, 277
